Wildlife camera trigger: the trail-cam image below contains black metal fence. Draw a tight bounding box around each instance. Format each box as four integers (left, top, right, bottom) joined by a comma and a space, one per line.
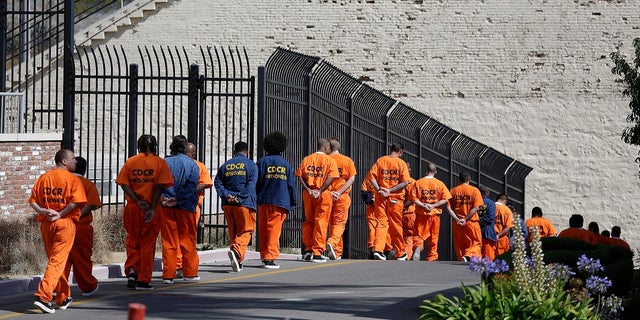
74, 44, 254, 246
258, 48, 533, 260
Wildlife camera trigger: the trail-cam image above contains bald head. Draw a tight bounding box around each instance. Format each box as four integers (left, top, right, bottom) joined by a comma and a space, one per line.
317, 138, 330, 153
186, 142, 196, 159
426, 162, 437, 175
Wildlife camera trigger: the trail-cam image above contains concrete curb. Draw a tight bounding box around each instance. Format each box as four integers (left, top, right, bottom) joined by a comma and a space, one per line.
0, 249, 295, 297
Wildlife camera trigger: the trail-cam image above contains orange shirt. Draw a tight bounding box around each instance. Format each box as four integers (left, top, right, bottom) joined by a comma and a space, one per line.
448, 183, 483, 222
609, 237, 631, 250
494, 203, 514, 235
403, 177, 416, 214
195, 160, 213, 206
295, 152, 339, 189
525, 216, 557, 241
76, 174, 102, 224
329, 153, 357, 194
594, 233, 611, 245
361, 179, 375, 194
558, 228, 598, 246
409, 176, 451, 216
29, 168, 87, 223
366, 155, 409, 200
116, 153, 174, 204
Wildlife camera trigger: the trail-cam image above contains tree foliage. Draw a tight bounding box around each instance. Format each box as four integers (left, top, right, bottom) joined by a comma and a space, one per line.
611, 38, 640, 174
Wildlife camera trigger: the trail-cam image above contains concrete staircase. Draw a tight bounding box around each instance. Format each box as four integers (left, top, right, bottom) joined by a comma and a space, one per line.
75, 0, 173, 48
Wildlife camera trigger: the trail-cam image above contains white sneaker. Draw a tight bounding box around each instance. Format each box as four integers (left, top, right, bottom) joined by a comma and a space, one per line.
412, 247, 421, 261
396, 252, 408, 261
326, 243, 337, 260
163, 279, 174, 284
229, 250, 241, 272
373, 252, 387, 260
184, 276, 200, 282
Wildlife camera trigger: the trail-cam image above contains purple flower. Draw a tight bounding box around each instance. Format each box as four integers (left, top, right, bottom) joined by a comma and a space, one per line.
585, 275, 612, 295
576, 254, 603, 274
467, 256, 509, 276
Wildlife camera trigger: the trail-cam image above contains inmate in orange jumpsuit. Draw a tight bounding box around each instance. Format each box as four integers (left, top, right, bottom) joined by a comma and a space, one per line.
116, 152, 173, 285
366, 155, 409, 258
525, 216, 557, 242
401, 178, 416, 258
296, 152, 338, 257
177, 160, 212, 270
29, 165, 87, 306
609, 237, 631, 250
494, 203, 514, 256
327, 152, 356, 259
449, 183, 483, 260
64, 174, 101, 294
558, 227, 598, 246
409, 176, 452, 261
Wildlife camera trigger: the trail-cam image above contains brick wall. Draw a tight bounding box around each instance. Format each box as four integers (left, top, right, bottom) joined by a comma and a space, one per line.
0, 134, 61, 215
77, 0, 640, 248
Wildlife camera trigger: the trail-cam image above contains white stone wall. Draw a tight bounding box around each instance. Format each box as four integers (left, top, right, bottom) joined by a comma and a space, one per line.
97, 0, 640, 250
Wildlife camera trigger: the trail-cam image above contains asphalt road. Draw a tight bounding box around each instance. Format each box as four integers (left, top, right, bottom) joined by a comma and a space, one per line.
0, 258, 480, 320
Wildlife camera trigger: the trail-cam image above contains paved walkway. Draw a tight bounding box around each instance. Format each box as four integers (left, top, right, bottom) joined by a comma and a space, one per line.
0, 250, 481, 319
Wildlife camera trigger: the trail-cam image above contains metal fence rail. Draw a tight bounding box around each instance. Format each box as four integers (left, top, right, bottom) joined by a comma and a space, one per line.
74, 44, 254, 246
0, 92, 24, 133
259, 47, 533, 260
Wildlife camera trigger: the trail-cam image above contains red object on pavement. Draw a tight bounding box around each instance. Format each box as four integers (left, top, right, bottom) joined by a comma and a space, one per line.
128, 303, 146, 320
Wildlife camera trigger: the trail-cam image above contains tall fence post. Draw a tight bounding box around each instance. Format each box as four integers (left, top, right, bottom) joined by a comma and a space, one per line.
62, 0, 75, 150
128, 64, 139, 158
0, 0, 5, 132
187, 64, 199, 145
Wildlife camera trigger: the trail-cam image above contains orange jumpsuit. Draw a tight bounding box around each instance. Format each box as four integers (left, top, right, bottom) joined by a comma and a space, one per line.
29, 168, 87, 306
557, 228, 598, 246
609, 237, 631, 250
449, 183, 483, 260
361, 179, 376, 250
64, 174, 101, 294
366, 155, 409, 258
525, 216, 557, 242
327, 153, 357, 258
296, 152, 339, 256
409, 176, 452, 261
116, 153, 174, 284
494, 203, 514, 256
401, 178, 416, 258
176, 160, 212, 270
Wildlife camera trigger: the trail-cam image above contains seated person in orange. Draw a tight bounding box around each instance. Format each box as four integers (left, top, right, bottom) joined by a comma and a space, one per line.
557, 214, 597, 246
609, 226, 631, 250
587, 222, 611, 245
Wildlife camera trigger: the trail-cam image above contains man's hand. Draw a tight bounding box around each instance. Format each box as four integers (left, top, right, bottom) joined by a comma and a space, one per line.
144, 209, 155, 223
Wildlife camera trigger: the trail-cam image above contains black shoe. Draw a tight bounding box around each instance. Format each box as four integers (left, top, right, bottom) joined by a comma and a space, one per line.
384, 250, 396, 260
311, 255, 327, 263
127, 272, 137, 289
58, 297, 73, 310
263, 260, 280, 269
135, 281, 154, 291
396, 252, 409, 261
34, 299, 55, 314
302, 251, 312, 261
373, 251, 387, 260
462, 256, 470, 263
229, 250, 241, 272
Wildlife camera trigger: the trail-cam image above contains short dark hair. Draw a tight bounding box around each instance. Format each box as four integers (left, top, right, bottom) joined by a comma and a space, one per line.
137, 134, 157, 154
569, 214, 584, 228
588, 222, 599, 233
495, 193, 507, 202
478, 185, 489, 196
169, 135, 188, 155
611, 226, 621, 237
390, 142, 404, 153
531, 207, 543, 217
234, 141, 249, 153
74, 156, 87, 175
458, 171, 471, 183
263, 132, 287, 155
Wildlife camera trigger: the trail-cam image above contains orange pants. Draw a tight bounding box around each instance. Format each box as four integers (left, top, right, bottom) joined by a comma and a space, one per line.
402, 212, 416, 258
372, 197, 405, 257
496, 236, 510, 257
176, 205, 201, 270
302, 191, 332, 256
64, 220, 98, 293
365, 204, 375, 249
452, 220, 482, 260
327, 194, 351, 257
481, 238, 497, 261
160, 206, 199, 279
258, 204, 287, 261
224, 205, 256, 262
35, 218, 76, 305
413, 214, 441, 261
123, 203, 160, 283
